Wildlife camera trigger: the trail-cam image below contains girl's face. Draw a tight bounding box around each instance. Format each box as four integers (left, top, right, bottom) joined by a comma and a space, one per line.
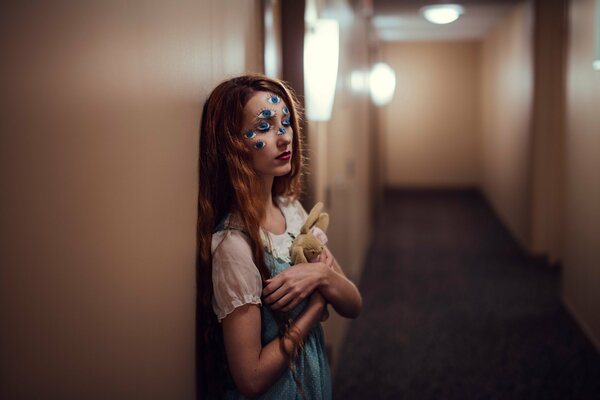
241, 91, 293, 179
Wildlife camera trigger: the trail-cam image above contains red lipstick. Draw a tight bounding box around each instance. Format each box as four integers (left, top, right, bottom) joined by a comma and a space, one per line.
275, 151, 291, 160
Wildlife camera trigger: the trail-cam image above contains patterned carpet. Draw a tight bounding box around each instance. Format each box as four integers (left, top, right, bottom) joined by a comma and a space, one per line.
333, 189, 600, 400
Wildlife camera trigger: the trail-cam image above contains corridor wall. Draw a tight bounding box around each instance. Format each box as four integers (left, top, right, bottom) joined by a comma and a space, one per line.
380, 41, 482, 188
480, 0, 567, 262
563, 0, 600, 350
480, 1, 535, 249
0, 1, 262, 398
303, 0, 373, 375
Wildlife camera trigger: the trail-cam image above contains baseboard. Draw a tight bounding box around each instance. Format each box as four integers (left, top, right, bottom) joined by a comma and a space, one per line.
562, 293, 600, 353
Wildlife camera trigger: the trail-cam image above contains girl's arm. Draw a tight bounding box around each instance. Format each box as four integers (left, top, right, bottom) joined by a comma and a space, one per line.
221, 291, 326, 398
262, 247, 362, 319
314, 246, 362, 318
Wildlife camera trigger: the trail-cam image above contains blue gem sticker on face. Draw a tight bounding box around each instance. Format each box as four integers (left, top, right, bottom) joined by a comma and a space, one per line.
244, 130, 256, 139
267, 94, 281, 104
282, 106, 289, 115
258, 109, 274, 119
278, 127, 286, 135
254, 141, 266, 150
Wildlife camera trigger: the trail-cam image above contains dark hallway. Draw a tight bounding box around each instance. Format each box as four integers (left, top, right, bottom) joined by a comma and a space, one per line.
334, 190, 600, 399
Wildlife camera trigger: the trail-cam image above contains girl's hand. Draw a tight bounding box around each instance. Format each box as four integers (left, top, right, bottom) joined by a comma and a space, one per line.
315, 246, 334, 269
262, 262, 327, 312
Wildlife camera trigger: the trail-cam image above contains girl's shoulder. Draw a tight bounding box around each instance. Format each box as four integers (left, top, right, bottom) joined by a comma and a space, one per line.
212, 212, 249, 256
210, 228, 261, 322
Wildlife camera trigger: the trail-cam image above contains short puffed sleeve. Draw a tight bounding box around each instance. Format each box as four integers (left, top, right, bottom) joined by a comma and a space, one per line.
211, 229, 262, 322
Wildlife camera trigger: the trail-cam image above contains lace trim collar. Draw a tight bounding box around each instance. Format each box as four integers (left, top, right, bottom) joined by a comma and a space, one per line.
260, 197, 304, 263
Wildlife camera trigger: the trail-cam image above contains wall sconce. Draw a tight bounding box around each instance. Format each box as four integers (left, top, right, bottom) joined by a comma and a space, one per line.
370, 62, 396, 106
421, 4, 464, 25
304, 19, 340, 121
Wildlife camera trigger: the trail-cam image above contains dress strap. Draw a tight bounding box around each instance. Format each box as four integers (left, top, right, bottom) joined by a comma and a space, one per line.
214, 212, 246, 234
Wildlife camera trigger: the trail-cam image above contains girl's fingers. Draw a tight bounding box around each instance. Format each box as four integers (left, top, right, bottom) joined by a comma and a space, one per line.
323, 248, 334, 268
263, 285, 285, 304
280, 295, 304, 313
262, 277, 283, 297
270, 293, 293, 310
318, 251, 329, 267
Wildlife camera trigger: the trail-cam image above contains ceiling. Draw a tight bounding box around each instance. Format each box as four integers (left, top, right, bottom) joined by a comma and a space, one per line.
372, 0, 523, 41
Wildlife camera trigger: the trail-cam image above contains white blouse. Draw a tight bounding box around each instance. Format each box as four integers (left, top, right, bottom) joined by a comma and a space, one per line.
211, 197, 308, 322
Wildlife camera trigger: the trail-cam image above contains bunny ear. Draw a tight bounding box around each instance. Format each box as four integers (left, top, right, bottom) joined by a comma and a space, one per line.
301, 202, 324, 233
315, 213, 329, 232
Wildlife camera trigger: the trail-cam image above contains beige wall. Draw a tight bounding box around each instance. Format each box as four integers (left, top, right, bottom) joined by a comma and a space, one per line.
480, 0, 567, 261
480, 1, 534, 248
380, 41, 481, 187
530, 0, 567, 262
305, 0, 372, 375
562, 0, 600, 350
378, 0, 565, 261
0, 1, 262, 398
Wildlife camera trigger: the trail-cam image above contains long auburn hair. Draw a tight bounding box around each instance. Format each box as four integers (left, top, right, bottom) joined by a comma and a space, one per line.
197, 74, 304, 399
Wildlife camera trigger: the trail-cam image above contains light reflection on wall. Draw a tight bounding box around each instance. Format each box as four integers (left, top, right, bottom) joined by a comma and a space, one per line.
350, 69, 369, 93
369, 62, 396, 106
594, 0, 600, 70
263, 0, 282, 78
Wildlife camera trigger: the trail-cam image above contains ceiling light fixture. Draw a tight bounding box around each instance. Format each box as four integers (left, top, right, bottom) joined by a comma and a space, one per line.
421, 4, 464, 25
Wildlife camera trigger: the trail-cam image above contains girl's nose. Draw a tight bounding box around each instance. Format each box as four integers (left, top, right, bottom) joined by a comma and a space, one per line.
277, 128, 292, 146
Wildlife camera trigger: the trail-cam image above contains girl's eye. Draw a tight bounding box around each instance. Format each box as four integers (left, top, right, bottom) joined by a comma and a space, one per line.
254, 141, 266, 150
278, 127, 286, 135
282, 106, 289, 115
282, 117, 291, 127
244, 130, 256, 139
258, 109, 274, 119
267, 95, 281, 104
257, 121, 271, 131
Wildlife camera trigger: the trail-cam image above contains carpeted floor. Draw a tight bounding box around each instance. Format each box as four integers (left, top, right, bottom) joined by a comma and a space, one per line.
333, 189, 600, 400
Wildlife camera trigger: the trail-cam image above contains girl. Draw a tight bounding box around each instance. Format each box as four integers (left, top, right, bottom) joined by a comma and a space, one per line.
197, 75, 362, 399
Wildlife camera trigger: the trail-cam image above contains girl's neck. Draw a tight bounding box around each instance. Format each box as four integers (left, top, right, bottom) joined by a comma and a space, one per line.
258, 174, 275, 212
259, 175, 285, 233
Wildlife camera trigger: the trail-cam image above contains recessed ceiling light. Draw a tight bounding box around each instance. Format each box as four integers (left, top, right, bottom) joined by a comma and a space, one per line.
421, 4, 465, 25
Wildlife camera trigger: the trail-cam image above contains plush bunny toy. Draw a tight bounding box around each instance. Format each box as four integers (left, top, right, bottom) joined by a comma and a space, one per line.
291, 202, 329, 265
290, 202, 330, 320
